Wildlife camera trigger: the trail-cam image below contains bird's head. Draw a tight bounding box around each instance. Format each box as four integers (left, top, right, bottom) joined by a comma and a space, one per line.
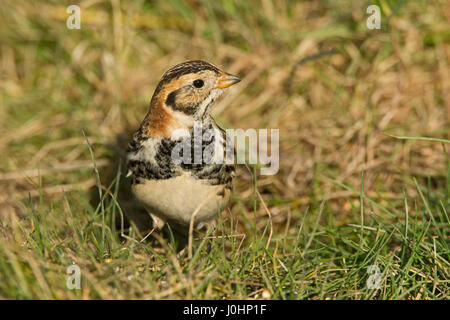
144, 60, 240, 137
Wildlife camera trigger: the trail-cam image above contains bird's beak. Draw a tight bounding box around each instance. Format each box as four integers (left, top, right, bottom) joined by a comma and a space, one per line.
215, 72, 241, 89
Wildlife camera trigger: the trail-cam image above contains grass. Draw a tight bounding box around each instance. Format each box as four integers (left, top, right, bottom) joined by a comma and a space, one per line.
0, 0, 449, 299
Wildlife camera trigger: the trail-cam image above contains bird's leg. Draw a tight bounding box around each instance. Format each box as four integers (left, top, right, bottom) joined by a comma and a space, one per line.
150, 213, 166, 230
195, 220, 217, 255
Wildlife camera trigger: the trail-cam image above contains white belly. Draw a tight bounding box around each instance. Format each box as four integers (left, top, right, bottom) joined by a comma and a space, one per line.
132, 172, 231, 229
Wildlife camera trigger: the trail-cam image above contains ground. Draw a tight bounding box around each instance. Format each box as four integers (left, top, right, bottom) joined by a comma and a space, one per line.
0, 0, 449, 299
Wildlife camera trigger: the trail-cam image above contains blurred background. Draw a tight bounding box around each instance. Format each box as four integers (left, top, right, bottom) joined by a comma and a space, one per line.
0, 0, 448, 299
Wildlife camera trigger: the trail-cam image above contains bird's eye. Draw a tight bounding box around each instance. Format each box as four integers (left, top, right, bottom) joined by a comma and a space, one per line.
193, 79, 204, 88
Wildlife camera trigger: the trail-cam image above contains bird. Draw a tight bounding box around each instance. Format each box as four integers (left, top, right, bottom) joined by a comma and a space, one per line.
126, 60, 241, 235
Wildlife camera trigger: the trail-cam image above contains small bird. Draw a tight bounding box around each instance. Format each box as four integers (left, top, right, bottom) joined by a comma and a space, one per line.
126, 60, 240, 234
